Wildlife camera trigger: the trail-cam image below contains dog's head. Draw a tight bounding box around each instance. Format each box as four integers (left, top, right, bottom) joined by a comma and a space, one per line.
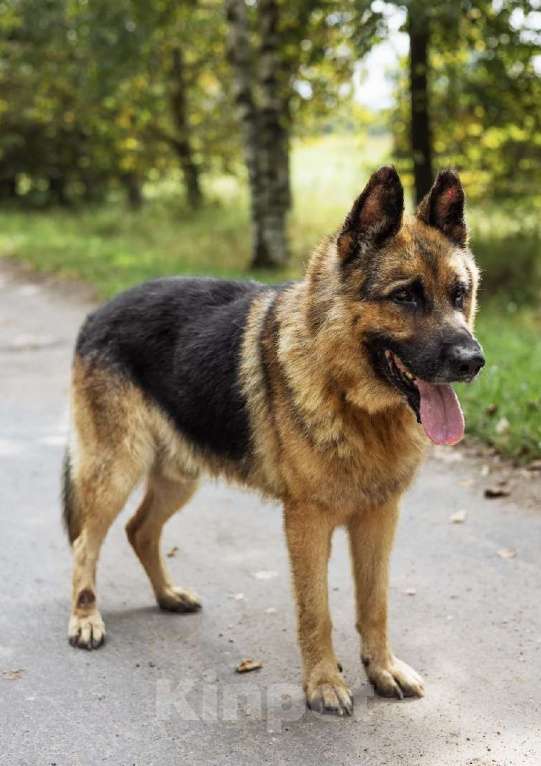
330, 165, 484, 445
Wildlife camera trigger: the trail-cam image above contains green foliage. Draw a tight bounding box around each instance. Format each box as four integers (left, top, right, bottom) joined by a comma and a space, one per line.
0, 0, 243, 205
0, 0, 374, 207
457, 304, 541, 460
391, 0, 541, 200
0, 0, 158, 203
470, 199, 541, 300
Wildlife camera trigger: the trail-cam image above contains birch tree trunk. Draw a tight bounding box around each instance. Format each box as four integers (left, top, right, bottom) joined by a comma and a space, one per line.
258, 0, 290, 257
225, 0, 289, 268
408, 6, 434, 204
170, 46, 203, 209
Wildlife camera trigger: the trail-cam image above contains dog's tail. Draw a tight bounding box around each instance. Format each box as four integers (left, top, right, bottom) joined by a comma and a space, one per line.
62, 448, 80, 544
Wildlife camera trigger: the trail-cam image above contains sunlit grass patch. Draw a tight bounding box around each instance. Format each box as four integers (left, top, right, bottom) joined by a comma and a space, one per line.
458, 304, 541, 461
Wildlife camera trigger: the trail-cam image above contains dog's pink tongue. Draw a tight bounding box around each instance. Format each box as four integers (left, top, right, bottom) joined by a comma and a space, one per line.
416, 380, 465, 446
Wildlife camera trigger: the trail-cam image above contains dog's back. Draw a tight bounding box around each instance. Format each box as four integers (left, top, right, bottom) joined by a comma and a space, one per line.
75, 277, 268, 460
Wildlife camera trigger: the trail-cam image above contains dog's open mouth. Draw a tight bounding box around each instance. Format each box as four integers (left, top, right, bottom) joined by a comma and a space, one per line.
384, 351, 465, 446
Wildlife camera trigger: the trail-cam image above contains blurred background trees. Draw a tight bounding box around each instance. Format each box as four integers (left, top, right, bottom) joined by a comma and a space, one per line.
0, 0, 540, 458
2, 0, 539, 239
0, 0, 539, 255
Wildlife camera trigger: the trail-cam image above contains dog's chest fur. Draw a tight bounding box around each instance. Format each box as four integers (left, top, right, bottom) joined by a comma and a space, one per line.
258, 395, 425, 513
240, 287, 426, 511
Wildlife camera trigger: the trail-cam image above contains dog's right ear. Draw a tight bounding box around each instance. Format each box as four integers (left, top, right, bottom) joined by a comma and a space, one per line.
416, 169, 467, 247
338, 166, 404, 266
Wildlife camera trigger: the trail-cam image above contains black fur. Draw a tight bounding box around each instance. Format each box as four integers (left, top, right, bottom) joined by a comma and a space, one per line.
76, 278, 271, 462
62, 448, 79, 544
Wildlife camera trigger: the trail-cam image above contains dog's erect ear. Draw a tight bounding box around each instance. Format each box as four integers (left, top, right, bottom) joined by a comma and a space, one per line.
338, 166, 404, 264
416, 169, 467, 247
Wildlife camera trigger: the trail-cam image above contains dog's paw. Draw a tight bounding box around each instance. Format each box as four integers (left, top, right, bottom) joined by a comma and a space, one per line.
363, 655, 424, 699
157, 586, 202, 613
68, 611, 106, 650
306, 670, 353, 716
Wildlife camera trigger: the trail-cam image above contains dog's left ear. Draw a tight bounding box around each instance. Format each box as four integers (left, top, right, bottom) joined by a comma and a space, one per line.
416, 169, 467, 247
338, 165, 404, 264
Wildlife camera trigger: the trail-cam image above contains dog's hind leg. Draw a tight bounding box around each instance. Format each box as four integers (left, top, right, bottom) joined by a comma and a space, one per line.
126, 470, 201, 613
65, 361, 149, 649
67, 448, 142, 649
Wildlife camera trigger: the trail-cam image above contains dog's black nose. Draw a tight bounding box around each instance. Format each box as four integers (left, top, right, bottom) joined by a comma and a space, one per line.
447, 343, 485, 379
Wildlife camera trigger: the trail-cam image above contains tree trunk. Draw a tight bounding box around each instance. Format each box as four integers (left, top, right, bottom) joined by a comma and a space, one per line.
0, 176, 17, 200
170, 46, 203, 209
122, 172, 143, 210
48, 175, 68, 205
408, 7, 433, 204
258, 0, 290, 261
225, 0, 289, 268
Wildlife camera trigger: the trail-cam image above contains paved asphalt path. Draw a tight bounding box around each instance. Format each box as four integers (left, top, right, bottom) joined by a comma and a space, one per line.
1, 262, 540, 766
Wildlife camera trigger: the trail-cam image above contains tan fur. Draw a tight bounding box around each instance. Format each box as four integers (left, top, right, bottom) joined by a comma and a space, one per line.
66, 209, 479, 712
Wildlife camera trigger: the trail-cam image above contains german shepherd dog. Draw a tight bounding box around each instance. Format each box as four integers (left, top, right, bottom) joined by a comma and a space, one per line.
63, 167, 484, 715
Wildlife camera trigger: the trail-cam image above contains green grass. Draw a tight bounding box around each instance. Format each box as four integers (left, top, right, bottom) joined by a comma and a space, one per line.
1, 133, 540, 459
457, 305, 541, 460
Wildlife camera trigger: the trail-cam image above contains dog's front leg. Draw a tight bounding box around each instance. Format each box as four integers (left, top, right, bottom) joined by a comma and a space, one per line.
348, 498, 424, 699
284, 501, 353, 716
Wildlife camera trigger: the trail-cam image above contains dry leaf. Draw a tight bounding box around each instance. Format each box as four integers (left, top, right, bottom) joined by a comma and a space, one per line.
2, 669, 24, 681
236, 659, 263, 674
450, 510, 467, 524
485, 403, 498, 416
484, 486, 511, 499
497, 548, 517, 560
253, 570, 277, 580
495, 417, 510, 435
166, 546, 179, 558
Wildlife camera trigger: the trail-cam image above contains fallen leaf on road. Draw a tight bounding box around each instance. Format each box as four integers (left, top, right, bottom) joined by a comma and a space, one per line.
497, 548, 517, 560
484, 486, 511, 499
450, 510, 467, 524
166, 546, 179, 558
253, 570, 277, 580
2, 669, 24, 681
236, 659, 262, 674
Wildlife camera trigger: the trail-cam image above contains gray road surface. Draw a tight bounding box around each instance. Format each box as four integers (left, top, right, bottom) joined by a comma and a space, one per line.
1, 262, 540, 766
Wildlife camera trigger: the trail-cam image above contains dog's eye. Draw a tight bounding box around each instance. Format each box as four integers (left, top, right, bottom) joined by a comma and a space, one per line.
453, 285, 467, 310
391, 287, 416, 306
